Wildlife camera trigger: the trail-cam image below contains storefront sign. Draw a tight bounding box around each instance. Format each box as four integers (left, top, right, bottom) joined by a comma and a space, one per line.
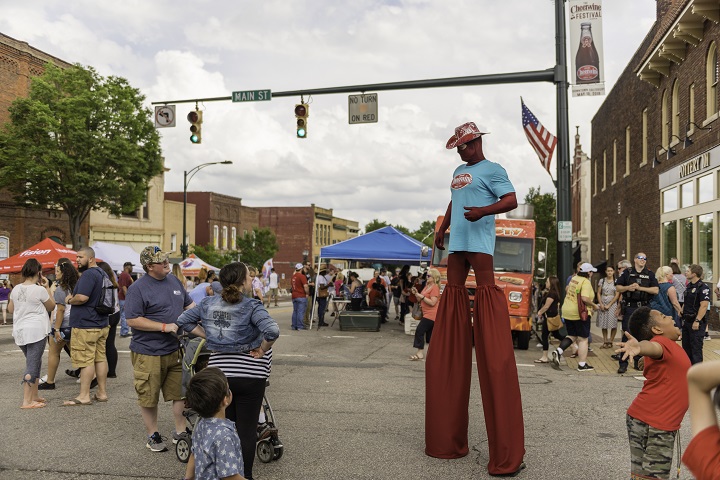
679, 153, 710, 178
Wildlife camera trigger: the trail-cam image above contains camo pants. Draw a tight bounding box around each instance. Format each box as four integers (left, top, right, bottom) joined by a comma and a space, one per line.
626, 414, 676, 479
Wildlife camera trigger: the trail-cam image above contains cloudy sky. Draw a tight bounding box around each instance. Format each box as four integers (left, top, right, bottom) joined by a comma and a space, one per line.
1, 0, 656, 233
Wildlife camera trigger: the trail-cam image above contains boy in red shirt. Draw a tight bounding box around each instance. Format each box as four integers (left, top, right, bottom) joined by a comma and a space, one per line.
615, 306, 690, 479
682, 360, 720, 479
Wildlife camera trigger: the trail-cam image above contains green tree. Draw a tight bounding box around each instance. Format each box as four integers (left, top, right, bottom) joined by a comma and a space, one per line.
410, 220, 436, 247
190, 244, 238, 269
0, 63, 162, 248
524, 187, 557, 276
236, 227, 279, 269
365, 219, 389, 233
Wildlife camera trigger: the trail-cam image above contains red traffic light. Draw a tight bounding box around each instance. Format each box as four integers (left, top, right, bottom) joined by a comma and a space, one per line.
294, 104, 307, 117
187, 111, 199, 123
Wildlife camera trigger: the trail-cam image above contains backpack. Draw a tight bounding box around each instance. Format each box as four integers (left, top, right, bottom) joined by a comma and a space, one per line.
95, 268, 117, 316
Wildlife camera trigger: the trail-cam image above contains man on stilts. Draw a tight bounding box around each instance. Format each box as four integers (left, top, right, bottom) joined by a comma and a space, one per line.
426, 122, 526, 477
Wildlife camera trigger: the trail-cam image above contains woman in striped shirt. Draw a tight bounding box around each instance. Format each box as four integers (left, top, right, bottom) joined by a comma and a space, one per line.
177, 262, 279, 480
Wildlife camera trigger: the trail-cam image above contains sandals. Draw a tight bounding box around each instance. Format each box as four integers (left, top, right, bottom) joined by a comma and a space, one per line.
409, 354, 424, 361
92, 394, 108, 403
534, 359, 549, 363
62, 398, 93, 407
20, 401, 46, 409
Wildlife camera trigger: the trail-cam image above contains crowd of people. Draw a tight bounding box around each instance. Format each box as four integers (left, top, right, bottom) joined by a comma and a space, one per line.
532, 252, 719, 479
7, 245, 280, 480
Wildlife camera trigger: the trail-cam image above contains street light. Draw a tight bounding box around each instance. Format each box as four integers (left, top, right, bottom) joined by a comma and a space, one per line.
181, 160, 233, 259
302, 249, 309, 264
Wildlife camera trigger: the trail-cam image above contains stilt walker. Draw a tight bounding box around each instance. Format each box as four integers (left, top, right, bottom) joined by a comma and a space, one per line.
426, 122, 526, 477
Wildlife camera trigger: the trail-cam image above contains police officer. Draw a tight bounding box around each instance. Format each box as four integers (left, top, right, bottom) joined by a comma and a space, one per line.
614, 252, 659, 374
681, 264, 711, 364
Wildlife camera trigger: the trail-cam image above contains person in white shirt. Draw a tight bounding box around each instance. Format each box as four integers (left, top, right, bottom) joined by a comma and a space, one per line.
379, 268, 392, 308
266, 268, 279, 307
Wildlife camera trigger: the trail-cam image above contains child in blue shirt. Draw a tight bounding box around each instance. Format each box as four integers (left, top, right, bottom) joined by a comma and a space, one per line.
184, 367, 245, 480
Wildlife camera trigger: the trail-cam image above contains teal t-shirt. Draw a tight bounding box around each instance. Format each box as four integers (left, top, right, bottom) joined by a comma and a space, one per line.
448, 159, 515, 255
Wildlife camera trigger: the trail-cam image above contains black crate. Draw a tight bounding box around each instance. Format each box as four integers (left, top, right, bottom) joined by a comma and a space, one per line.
338, 310, 381, 332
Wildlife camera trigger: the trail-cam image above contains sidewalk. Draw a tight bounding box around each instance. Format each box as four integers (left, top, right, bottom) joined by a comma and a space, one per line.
539, 318, 720, 374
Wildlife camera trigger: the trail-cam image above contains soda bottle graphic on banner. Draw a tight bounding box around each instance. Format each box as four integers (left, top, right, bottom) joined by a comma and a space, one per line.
575, 22, 599, 84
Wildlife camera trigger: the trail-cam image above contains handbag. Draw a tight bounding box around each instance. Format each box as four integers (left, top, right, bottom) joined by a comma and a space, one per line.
577, 279, 589, 321
411, 302, 422, 320
546, 314, 563, 331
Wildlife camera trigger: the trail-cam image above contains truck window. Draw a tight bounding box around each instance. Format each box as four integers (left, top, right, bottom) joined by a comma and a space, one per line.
431, 234, 450, 266
493, 237, 533, 273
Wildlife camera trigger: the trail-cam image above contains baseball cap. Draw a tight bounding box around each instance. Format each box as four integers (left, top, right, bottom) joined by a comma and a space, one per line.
123, 261, 135, 267
295, 263, 303, 270
579, 262, 597, 273
140, 246, 168, 267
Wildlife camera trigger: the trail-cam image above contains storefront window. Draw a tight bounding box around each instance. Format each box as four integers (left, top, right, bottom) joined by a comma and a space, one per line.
662, 221, 677, 265
681, 181, 694, 208
698, 214, 714, 281
663, 188, 677, 212
681, 217, 693, 265
698, 173, 713, 203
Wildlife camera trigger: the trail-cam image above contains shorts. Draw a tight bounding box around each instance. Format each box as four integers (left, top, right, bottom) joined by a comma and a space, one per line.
565, 318, 591, 338
0, 300, 7, 311
269, 288, 279, 297
131, 350, 183, 408
626, 414, 676, 479
70, 327, 109, 368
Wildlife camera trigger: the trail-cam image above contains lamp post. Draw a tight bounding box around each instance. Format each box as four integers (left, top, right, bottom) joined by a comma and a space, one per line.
302, 249, 309, 264
181, 160, 233, 259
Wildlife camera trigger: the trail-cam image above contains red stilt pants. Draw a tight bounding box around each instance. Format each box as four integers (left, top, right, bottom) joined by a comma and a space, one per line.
425, 252, 525, 475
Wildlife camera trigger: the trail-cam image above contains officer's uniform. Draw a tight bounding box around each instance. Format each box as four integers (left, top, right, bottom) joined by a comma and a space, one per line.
682, 279, 711, 364
615, 267, 658, 372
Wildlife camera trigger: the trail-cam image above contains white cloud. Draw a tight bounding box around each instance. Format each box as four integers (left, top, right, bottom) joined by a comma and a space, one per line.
0, 0, 657, 232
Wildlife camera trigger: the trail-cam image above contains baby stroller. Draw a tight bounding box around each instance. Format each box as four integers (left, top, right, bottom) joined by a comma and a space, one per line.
175, 336, 284, 464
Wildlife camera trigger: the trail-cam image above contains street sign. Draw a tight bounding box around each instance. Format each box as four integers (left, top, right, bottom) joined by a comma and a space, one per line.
558, 220, 573, 242
232, 90, 272, 102
348, 93, 378, 124
154, 105, 176, 128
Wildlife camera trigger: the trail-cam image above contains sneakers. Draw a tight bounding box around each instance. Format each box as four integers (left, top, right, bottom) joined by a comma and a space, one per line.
617, 365, 627, 374
38, 382, 55, 390
610, 354, 621, 361
65, 368, 80, 378
146, 432, 168, 452
577, 363, 594, 371
549, 350, 561, 370
172, 431, 188, 445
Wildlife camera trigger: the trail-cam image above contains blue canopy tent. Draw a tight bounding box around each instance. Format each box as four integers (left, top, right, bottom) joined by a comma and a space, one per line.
310, 226, 432, 328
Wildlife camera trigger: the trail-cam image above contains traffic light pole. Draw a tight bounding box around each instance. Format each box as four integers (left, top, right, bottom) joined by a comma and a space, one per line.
154, 1, 573, 279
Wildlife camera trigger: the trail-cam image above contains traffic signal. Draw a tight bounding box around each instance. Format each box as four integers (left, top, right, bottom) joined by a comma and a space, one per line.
295, 103, 308, 138
187, 110, 203, 144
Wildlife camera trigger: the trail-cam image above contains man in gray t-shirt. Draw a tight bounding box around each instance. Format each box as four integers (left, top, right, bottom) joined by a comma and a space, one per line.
125, 246, 194, 452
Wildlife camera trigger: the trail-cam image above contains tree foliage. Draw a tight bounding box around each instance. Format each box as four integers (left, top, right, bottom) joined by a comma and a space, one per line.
0, 63, 163, 247
236, 227, 279, 269
190, 244, 238, 270
524, 187, 557, 277
364, 219, 389, 233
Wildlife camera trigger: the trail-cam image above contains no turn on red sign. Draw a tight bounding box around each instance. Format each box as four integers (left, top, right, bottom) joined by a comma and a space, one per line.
348, 93, 378, 124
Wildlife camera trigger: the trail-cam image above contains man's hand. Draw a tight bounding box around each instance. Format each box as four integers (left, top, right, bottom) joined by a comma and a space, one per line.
615, 331, 641, 362
463, 206, 486, 222
434, 230, 446, 251
692, 321, 700, 331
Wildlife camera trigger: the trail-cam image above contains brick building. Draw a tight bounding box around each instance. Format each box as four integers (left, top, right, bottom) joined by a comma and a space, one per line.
0, 33, 79, 261
164, 192, 259, 253
572, 127, 592, 263
591, 0, 720, 325
255, 205, 359, 288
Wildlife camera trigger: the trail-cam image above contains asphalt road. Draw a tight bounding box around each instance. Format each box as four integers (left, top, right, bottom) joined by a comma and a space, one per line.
0, 305, 706, 479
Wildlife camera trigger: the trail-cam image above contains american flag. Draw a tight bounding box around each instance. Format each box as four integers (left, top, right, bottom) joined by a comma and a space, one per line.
521, 99, 557, 173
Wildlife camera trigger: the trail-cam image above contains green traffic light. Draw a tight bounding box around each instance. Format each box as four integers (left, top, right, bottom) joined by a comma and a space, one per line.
297, 128, 306, 138
190, 134, 199, 143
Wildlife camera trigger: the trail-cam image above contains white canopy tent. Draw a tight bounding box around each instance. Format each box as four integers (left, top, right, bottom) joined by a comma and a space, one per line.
91, 241, 144, 274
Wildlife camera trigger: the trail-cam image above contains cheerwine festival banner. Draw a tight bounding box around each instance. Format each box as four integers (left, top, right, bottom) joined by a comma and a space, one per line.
569, 0, 605, 97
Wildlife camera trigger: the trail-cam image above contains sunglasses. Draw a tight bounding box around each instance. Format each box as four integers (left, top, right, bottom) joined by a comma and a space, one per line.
636, 256, 647, 260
